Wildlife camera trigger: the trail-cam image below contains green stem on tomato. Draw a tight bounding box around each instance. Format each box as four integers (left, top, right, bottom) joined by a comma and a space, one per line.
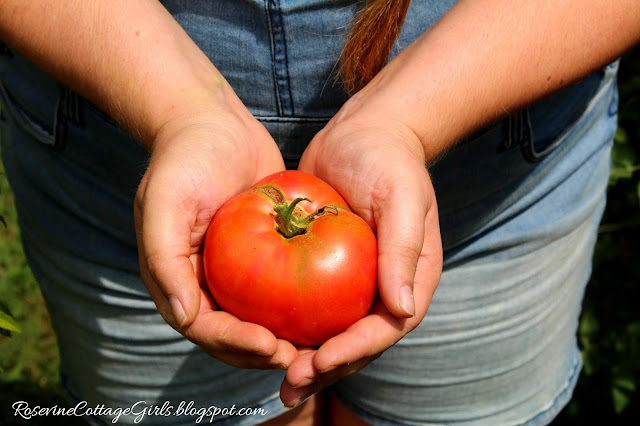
256, 186, 341, 239
274, 197, 312, 238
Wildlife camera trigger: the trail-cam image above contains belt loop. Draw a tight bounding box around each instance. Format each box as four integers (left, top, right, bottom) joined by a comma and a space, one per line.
499, 110, 527, 153
519, 108, 541, 162
52, 93, 68, 150
501, 114, 517, 152
53, 87, 82, 150
499, 109, 537, 161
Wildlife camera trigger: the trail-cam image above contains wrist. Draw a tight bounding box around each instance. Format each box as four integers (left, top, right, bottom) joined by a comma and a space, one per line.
328, 87, 427, 166
118, 43, 240, 149
142, 73, 236, 150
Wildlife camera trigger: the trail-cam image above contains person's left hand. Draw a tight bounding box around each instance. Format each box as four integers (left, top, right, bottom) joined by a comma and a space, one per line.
280, 114, 443, 407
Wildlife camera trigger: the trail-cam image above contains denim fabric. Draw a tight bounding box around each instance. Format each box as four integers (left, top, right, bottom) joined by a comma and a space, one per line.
0, 1, 616, 424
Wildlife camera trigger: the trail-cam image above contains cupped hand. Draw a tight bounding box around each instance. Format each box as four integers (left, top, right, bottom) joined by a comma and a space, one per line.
134, 90, 298, 370
281, 116, 443, 407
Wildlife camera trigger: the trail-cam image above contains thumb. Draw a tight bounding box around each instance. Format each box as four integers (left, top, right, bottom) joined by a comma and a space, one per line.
134, 178, 201, 330
374, 179, 427, 319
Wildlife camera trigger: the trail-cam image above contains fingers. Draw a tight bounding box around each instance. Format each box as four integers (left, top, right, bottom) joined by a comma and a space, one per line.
280, 351, 376, 408
174, 273, 301, 370
313, 300, 417, 372
192, 291, 299, 369
279, 318, 390, 408
186, 310, 298, 370
279, 304, 407, 408
281, 358, 376, 408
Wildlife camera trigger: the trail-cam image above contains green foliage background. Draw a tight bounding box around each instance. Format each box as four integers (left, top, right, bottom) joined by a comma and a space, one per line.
554, 46, 640, 424
0, 47, 639, 424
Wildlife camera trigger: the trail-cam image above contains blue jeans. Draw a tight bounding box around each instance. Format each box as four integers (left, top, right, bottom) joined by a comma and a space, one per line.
0, 1, 617, 424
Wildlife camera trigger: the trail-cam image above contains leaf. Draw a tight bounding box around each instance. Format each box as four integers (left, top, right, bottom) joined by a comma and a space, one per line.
615, 127, 628, 144
579, 309, 600, 375
0, 309, 21, 333
614, 376, 636, 392
579, 309, 599, 340
612, 375, 636, 414
609, 142, 638, 185
612, 386, 631, 414
609, 167, 633, 186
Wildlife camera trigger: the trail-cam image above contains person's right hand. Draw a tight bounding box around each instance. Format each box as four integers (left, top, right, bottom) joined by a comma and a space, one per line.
133, 84, 298, 370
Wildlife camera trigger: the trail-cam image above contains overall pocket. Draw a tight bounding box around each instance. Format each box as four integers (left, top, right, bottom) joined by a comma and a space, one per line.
0, 45, 81, 151
521, 70, 604, 162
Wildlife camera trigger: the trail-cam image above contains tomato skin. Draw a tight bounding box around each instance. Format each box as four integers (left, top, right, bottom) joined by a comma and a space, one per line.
203, 170, 377, 346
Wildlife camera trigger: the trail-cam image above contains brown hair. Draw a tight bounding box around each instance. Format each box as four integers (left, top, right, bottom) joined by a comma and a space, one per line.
340, 0, 411, 95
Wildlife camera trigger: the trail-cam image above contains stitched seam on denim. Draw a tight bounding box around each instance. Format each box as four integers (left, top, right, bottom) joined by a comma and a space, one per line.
514, 349, 582, 426
264, 1, 282, 116
279, 4, 295, 117
266, 0, 294, 117
273, 0, 292, 115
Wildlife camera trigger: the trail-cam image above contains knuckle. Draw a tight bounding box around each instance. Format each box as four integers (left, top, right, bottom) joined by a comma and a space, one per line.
390, 243, 422, 266
144, 253, 166, 281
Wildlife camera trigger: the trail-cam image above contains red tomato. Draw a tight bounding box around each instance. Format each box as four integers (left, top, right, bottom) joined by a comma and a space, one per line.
203, 170, 377, 346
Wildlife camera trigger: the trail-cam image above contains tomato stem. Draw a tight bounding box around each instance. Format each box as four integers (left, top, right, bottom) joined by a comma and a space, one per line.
256, 186, 341, 239
274, 197, 311, 238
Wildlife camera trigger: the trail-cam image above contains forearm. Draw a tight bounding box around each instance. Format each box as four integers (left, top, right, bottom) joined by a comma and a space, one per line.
0, 0, 229, 146
347, 0, 640, 163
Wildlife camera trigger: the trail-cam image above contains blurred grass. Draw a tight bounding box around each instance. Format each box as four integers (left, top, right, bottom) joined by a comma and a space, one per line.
0, 154, 69, 422
1, 47, 640, 425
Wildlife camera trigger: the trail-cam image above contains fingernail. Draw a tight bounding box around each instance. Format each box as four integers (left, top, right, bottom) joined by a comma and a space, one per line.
286, 395, 311, 409
294, 395, 311, 408
293, 377, 315, 388
399, 285, 415, 317
169, 296, 187, 327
